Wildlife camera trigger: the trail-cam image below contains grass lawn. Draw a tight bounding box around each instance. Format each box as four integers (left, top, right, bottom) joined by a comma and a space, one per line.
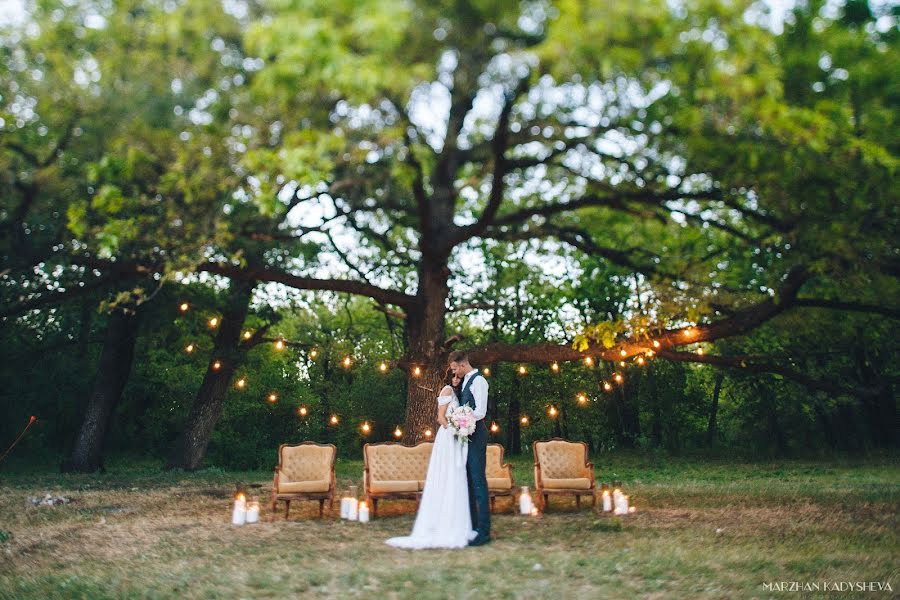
1, 452, 897, 599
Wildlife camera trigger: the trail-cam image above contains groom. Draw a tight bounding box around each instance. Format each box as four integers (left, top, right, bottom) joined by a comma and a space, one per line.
448, 350, 491, 546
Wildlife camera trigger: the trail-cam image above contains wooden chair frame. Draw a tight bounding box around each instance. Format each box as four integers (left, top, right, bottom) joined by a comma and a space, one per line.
533, 438, 596, 512
363, 440, 433, 517
271, 441, 337, 519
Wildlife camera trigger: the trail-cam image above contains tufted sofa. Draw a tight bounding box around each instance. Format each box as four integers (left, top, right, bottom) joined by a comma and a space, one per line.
363, 441, 433, 516
272, 441, 336, 519
486, 443, 516, 512
533, 439, 595, 511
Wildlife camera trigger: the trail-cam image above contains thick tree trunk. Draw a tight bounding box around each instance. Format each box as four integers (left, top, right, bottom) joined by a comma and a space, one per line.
401, 262, 450, 444
167, 279, 255, 470
706, 372, 724, 447
61, 307, 140, 473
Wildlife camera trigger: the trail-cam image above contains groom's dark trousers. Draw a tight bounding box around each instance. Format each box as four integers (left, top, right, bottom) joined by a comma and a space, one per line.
466, 419, 490, 539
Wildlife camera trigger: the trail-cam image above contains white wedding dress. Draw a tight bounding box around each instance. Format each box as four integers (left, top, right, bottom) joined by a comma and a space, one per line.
385, 388, 477, 549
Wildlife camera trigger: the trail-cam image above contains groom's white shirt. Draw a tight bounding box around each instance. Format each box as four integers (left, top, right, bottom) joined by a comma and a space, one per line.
462, 369, 489, 421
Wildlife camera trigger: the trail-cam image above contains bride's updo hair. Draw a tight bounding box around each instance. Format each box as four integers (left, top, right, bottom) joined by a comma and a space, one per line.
444, 368, 461, 394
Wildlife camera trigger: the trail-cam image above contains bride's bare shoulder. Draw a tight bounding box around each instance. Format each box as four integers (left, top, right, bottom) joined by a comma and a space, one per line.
438, 385, 454, 397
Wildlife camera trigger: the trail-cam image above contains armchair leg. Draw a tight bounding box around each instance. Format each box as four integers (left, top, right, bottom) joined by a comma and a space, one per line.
591, 492, 597, 509
319, 499, 325, 517
544, 494, 549, 511
285, 500, 291, 519
490, 497, 496, 513
576, 495, 581, 510
271, 497, 277, 521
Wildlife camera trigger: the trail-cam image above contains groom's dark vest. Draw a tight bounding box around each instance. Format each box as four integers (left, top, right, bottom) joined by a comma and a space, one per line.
459, 372, 484, 411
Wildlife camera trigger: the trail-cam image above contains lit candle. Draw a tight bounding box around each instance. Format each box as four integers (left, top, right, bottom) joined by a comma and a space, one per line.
602, 490, 612, 512
358, 502, 370, 523
231, 494, 246, 525
628, 506, 636, 514
347, 498, 359, 520
245, 501, 259, 524
519, 487, 534, 515
530, 507, 540, 517
340, 496, 351, 519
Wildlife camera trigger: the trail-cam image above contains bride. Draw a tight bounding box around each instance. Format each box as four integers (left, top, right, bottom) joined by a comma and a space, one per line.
385, 371, 477, 549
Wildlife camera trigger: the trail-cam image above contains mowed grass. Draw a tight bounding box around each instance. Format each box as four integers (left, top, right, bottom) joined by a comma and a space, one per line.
0, 452, 897, 599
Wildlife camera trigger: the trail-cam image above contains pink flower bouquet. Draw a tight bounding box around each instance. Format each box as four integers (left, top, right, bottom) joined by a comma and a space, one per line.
447, 405, 476, 443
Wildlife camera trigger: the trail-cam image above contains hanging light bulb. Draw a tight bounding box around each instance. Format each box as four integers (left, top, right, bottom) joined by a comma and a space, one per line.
520, 415, 529, 426
412, 366, 422, 377
584, 356, 594, 367
637, 356, 645, 366
274, 339, 285, 351
490, 422, 499, 433
697, 347, 705, 356
483, 367, 491, 377
208, 317, 219, 328
614, 373, 623, 383
619, 361, 626, 367
235, 377, 247, 389
652, 340, 661, 348
185, 343, 195, 354
379, 361, 388, 373
518, 365, 527, 375
424, 428, 433, 438
646, 350, 655, 357
361, 421, 371, 434
548, 405, 558, 418
298, 406, 308, 417
393, 426, 402, 438
309, 348, 318, 359
330, 415, 339, 425
267, 392, 277, 403
620, 349, 627, 357
577, 393, 588, 404
684, 327, 695, 338
342, 355, 352, 368
603, 381, 613, 392
211, 360, 222, 371
550, 362, 560, 373
243, 330, 252, 340
178, 302, 189, 313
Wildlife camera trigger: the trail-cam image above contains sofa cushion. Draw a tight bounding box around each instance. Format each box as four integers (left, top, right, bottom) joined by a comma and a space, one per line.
535, 440, 591, 479
488, 476, 512, 490
365, 443, 432, 485
370, 480, 419, 494
280, 444, 335, 484
543, 477, 592, 490
278, 478, 330, 493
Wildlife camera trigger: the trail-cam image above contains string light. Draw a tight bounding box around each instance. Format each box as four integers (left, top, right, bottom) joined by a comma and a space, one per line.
330, 415, 339, 425
619, 361, 626, 367
267, 392, 278, 403
184, 343, 195, 354
274, 340, 285, 351
211, 360, 222, 371
646, 350, 655, 357
179, 302, 189, 313
235, 377, 247, 389
653, 340, 661, 348
550, 362, 560, 373
379, 361, 388, 373
412, 366, 422, 377
309, 348, 318, 359
577, 393, 588, 404
697, 347, 705, 356
636, 356, 645, 366
584, 356, 594, 367
548, 405, 558, 418
342, 356, 352, 369
483, 367, 491, 377
393, 426, 402, 438
518, 365, 527, 375
424, 428, 433, 438
603, 381, 613, 392
243, 330, 252, 340
613, 373, 623, 383
520, 415, 529, 426
361, 421, 371, 434
208, 317, 219, 328
298, 406, 308, 417
620, 349, 627, 357
490, 422, 499, 433
684, 327, 696, 338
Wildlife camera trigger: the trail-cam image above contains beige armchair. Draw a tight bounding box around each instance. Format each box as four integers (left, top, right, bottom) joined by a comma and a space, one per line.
533, 439, 595, 511
272, 441, 336, 519
363, 441, 433, 516
486, 443, 515, 512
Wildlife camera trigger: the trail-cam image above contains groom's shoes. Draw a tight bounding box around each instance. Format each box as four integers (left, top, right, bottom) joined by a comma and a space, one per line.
468, 535, 491, 547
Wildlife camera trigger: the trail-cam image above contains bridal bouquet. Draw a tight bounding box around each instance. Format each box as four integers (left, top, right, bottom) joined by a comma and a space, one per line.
447, 405, 476, 443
